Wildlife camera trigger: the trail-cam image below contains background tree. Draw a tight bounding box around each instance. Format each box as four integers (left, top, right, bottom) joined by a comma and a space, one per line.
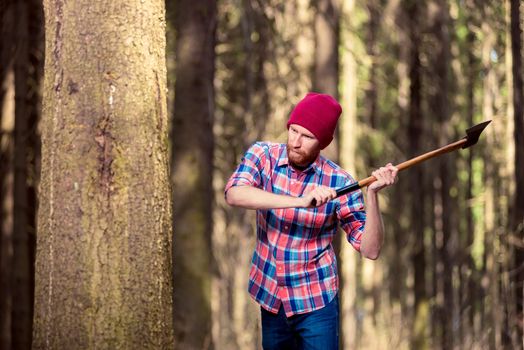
212, 0, 274, 347
430, 1, 455, 347
169, 0, 216, 349
1, 0, 43, 349
32, 0, 174, 348
338, 2, 361, 348
403, 1, 427, 347
0, 4, 16, 346
313, 0, 341, 161
510, 0, 524, 345
11, 0, 43, 348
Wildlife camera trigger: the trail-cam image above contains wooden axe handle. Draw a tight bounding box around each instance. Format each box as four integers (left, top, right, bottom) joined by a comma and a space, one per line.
357, 138, 467, 188
311, 138, 468, 206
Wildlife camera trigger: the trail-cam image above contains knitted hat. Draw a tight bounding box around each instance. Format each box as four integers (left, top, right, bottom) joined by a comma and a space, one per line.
287, 92, 342, 149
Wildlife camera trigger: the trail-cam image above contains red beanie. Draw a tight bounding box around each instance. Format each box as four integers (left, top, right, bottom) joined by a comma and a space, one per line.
287, 92, 342, 149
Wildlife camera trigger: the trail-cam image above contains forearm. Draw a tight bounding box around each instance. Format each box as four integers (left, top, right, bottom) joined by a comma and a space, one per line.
360, 189, 385, 260
225, 185, 304, 210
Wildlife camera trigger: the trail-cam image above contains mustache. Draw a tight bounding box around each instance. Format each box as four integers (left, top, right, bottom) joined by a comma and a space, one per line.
287, 146, 305, 157
286, 144, 303, 153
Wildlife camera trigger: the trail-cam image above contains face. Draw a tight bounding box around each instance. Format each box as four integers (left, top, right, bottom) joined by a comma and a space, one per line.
287, 124, 321, 168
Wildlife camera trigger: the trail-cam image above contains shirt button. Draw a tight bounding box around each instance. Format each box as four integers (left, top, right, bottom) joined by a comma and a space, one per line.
284, 226, 289, 230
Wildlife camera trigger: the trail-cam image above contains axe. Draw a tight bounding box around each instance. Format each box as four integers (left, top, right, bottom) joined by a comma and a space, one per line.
313, 120, 491, 204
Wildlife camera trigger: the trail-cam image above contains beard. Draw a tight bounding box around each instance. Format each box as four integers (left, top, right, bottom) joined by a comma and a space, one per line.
286, 143, 319, 169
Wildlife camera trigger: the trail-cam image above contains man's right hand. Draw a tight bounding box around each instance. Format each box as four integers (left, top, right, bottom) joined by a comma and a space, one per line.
301, 186, 337, 208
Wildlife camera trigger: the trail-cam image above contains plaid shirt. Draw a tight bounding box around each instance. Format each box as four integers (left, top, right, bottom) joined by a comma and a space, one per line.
225, 142, 366, 317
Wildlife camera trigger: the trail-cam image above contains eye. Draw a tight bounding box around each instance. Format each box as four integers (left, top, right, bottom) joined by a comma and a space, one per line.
304, 134, 314, 139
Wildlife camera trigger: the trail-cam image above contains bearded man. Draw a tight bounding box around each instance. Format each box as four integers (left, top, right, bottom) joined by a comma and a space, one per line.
225, 92, 398, 350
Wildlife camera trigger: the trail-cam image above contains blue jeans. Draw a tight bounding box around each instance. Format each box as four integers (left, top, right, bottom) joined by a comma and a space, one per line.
261, 295, 339, 350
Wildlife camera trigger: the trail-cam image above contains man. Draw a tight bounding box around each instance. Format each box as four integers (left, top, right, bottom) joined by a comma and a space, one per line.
225, 92, 398, 350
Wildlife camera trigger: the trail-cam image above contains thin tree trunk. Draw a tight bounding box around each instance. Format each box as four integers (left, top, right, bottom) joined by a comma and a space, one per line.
11, 1, 32, 348
11, 0, 43, 346
0, 70, 15, 350
33, 0, 174, 348
313, 0, 340, 99
0, 3, 17, 348
510, 0, 524, 345
464, 11, 477, 345
313, 0, 340, 162
405, 1, 427, 347
431, 0, 454, 347
338, 1, 359, 349
481, 15, 502, 347
429, 159, 440, 349
365, 1, 379, 132
1, 0, 42, 347
388, 0, 407, 322
170, 0, 216, 348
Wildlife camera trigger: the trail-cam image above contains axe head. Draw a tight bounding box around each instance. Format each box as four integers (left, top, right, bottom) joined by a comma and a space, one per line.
462, 120, 492, 149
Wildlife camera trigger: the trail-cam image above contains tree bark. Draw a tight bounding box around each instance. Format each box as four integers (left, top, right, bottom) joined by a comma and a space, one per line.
33, 0, 174, 348
170, 0, 216, 348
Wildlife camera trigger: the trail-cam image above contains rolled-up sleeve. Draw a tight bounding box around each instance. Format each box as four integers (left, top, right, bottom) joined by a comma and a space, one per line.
224, 142, 268, 196
337, 185, 366, 252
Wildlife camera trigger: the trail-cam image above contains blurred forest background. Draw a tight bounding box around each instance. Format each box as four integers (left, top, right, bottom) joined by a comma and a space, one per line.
1, 0, 524, 349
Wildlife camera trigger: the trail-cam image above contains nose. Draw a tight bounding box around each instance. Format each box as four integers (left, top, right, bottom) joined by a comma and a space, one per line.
290, 134, 301, 148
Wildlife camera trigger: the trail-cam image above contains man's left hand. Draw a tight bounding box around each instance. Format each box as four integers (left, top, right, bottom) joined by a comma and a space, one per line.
368, 163, 398, 192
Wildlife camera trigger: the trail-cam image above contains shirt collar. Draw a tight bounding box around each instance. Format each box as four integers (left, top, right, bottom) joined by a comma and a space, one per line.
277, 145, 322, 175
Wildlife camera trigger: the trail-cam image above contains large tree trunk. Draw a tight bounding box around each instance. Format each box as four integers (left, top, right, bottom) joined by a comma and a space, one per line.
33, 0, 174, 348
510, 0, 524, 345
170, 0, 216, 349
